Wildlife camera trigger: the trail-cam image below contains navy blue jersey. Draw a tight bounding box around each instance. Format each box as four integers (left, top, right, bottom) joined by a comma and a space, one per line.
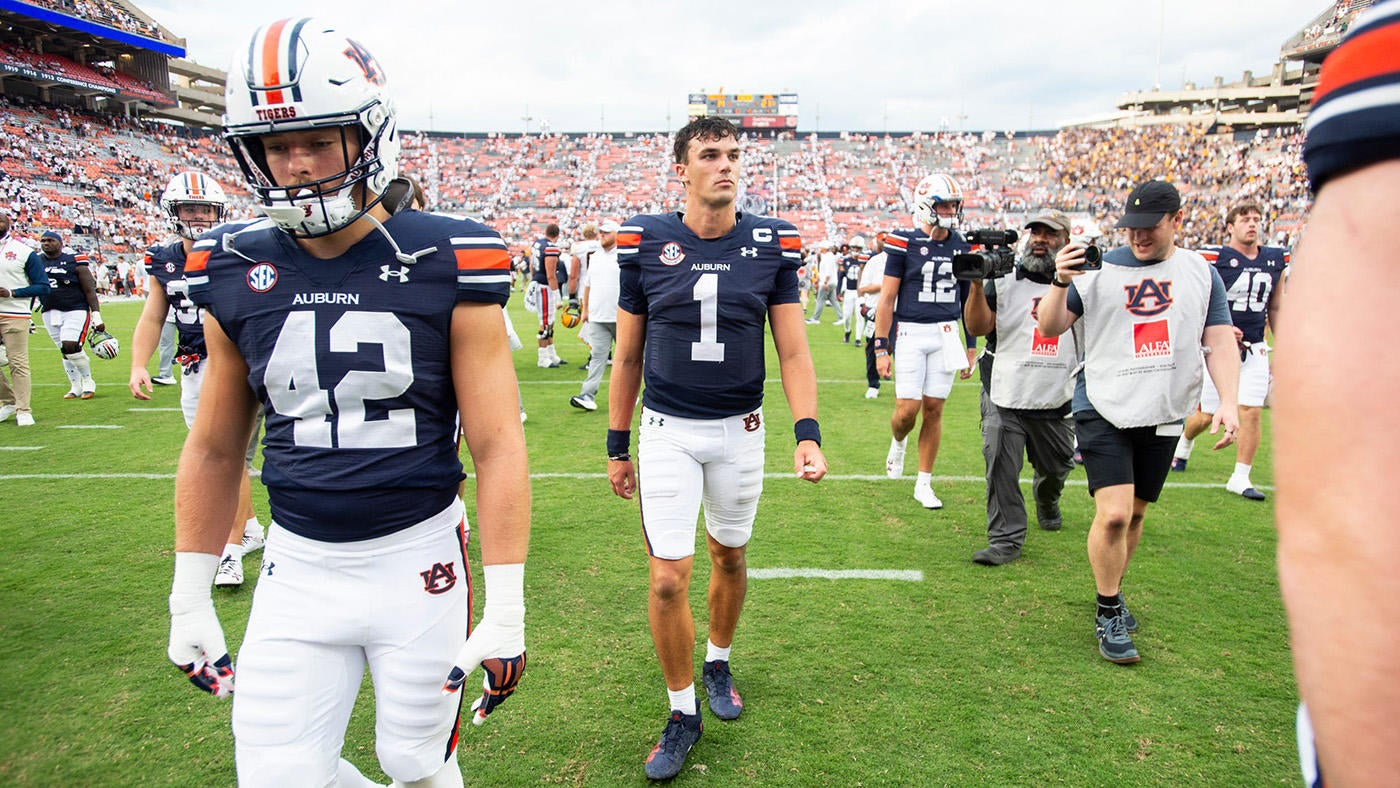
617, 211, 801, 419
1198, 245, 1287, 344
882, 228, 971, 323
841, 255, 863, 291
530, 237, 559, 286
187, 213, 511, 542
145, 240, 205, 355
37, 248, 91, 312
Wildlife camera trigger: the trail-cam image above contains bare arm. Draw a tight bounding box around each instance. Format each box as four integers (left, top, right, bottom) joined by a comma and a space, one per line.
175, 313, 258, 555
1037, 243, 1088, 337
77, 265, 103, 324
769, 301, 827, 482
452, 302, 530, 566
129, 276, 168, 399
545, 253, 560, 294
606, 308, 645, 499
1274, 159, 1400, 788
1200, 323, 1241, 448
962, 280, 994, 337
872, 274, 900, 379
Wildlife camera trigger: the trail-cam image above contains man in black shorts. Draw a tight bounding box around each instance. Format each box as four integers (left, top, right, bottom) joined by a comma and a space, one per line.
1036, 179, 1240, 664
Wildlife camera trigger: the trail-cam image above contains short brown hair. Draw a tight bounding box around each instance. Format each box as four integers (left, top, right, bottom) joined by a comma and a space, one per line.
673, 117, 738, 164
1226, 203, 1263, 226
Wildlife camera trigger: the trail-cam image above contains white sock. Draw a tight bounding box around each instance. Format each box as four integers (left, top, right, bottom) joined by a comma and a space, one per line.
1175, 435, 1195, 460
706, 640, 731, 663
667, 684, 697, 715
538, 347, 549, 364
337, 758, 387, 788
916, 471, 932, 488
550, 345, 561, 362
62, 358, 80, 389
244, 517, 263, 537
66, 351, 92, 379
221, 543, 243, 562
892, 436, 906, 450
1232, 462, 1252, 483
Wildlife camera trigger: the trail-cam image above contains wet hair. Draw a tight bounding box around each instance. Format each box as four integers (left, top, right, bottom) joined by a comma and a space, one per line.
673, 117, 739, 164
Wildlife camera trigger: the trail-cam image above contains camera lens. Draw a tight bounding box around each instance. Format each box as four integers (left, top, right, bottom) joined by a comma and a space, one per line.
1083, 244, 1102, 265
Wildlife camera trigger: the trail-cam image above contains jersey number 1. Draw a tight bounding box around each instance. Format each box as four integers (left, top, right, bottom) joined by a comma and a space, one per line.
691, 273, 725, 362
265, 311, 417, 448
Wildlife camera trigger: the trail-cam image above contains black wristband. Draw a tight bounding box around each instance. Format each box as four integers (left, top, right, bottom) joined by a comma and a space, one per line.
608, 452, 631, 462
606, 428, 630, 456
794, 418, 821, 446
1051, 277, 1070, 288
872, 337, 889, 351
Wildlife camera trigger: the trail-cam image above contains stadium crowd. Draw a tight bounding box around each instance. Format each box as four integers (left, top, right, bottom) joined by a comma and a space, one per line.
21, 0, 168, 41
1, 96, 1311, 263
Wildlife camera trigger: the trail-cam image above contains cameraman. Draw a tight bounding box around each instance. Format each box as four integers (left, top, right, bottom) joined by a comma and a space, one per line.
962, 211, 1079, 566
1036, 179, 1240, 665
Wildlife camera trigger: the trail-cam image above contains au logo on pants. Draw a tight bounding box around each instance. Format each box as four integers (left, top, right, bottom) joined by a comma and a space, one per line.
420, 561, 457, 595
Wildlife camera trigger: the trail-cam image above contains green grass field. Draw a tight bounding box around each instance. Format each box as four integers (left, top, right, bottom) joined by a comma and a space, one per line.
0, 298, 1293, 786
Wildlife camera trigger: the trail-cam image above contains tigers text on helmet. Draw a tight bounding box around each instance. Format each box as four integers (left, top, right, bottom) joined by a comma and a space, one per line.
912, 173, 964, 232
223, 18, 399, 238
160, 172, 228, 240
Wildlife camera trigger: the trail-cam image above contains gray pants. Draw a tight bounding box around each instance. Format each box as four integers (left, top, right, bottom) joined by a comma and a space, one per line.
579, 320, 616, 399
158, 319, 176, 378
980, 387, 1075, 550
811, 285, 840, 319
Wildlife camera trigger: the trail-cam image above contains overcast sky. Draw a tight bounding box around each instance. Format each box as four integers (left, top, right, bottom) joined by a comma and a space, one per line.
139, 0, 1331, 133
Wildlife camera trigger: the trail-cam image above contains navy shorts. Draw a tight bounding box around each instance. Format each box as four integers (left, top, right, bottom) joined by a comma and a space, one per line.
1073, 409, 1178, 502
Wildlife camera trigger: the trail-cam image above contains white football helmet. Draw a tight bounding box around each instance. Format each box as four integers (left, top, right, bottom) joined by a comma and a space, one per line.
160, 172, 228, 240
223, 19, 399, 237
912, 173, 963, 231
848, 235, 866, 249
88, 329, 120, 360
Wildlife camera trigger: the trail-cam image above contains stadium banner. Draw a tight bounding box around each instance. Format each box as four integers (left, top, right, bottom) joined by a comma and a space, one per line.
0, 62, 116, 94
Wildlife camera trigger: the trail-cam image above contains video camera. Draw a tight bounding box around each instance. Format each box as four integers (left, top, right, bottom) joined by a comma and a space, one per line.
952, 229, 1019, 281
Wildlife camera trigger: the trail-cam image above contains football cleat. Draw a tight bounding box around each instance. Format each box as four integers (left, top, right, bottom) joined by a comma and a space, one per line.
864, 387, 879, 400
913, 484, 943, 510
1226, 477, 1266, 501
703, 660, 743, 720
570, 394, 597, 412
885, 438, 907, 479
241, 530, 265, 554
1170, 457, 1188, 472
79, 378, 97, 399
644, 707, 703, 781
63, 390, 79, 400
213, 555, 243, 587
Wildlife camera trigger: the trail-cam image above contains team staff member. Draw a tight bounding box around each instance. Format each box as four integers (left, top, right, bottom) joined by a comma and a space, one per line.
872, 172, 976, 509
1276, 3, 1400, 784
35, 230, 103, 400
962, 211, 1078, 566
569, 220, 620, 412
130, 172, 265, 588
168, 21, 528, 786
1037, 179, 1239, 665
0, 211, 49, 426
857, 232, 888, 398
607, 116, 826, 781
1171, 202, 1286, 501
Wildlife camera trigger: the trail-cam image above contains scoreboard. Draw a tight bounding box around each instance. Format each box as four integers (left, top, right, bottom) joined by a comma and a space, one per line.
688, 92, 799, 131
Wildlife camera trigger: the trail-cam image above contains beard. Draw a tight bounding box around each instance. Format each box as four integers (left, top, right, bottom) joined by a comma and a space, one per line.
1020, 248, 1057, 276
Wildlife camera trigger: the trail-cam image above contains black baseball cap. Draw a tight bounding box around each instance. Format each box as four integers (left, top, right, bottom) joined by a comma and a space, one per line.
1115, 180, 1181, 229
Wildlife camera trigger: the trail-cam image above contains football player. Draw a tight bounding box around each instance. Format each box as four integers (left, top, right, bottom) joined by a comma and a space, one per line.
129, 172, 266, 588
34, 229, 103, 400
530, 223, 567, 367
840, 234, 866, 344
1170, 203, 1285, 500
166, 20, 528, 786
607, 116, 827, 781
871, 173, 977, 508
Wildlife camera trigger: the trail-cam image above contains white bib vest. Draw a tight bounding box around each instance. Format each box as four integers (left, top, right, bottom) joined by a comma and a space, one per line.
1076, 248, 1212, 428
990, 275, 1077, 411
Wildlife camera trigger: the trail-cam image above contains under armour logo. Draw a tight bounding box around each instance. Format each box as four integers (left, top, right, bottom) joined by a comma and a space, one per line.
263, 561, 275, 577
420, 561, 457, 595
380, 265, 410, 283
739, 247, 758, 258
647, 415, 665, 427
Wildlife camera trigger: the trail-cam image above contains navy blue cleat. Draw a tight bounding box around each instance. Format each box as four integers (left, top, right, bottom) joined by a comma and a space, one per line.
645, 707, 703, 780
702, 660, 744, 720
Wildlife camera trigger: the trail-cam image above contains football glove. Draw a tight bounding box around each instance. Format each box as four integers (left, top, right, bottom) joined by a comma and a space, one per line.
168, 553, 234, 698
442, 563, 525, 725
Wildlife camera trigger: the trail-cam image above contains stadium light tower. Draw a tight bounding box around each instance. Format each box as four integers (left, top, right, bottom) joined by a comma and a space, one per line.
522, 104, 533, 136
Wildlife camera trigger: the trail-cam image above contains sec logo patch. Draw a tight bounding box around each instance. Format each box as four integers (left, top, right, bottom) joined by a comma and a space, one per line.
247, 262, 278, 293
659, 242, 685, 266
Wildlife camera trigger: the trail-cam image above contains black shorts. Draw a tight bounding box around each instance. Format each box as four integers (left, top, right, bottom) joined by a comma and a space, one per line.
1073, 409, 1179, 502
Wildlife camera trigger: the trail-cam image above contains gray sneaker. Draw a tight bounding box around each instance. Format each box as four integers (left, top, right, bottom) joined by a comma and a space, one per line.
1117, 592, 1138, 633
1095, 614, 1140, 664
1037, 502, 1062, 531
972, 544, 1021, 566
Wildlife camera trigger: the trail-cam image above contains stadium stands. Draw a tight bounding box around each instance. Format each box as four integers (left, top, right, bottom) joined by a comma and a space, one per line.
1, 95, 1311, 266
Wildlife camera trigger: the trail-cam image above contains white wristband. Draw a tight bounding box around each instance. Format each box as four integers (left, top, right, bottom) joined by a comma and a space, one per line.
482, 563, 525, 614
172, 552, 220, 596
90, 311, 102, 326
